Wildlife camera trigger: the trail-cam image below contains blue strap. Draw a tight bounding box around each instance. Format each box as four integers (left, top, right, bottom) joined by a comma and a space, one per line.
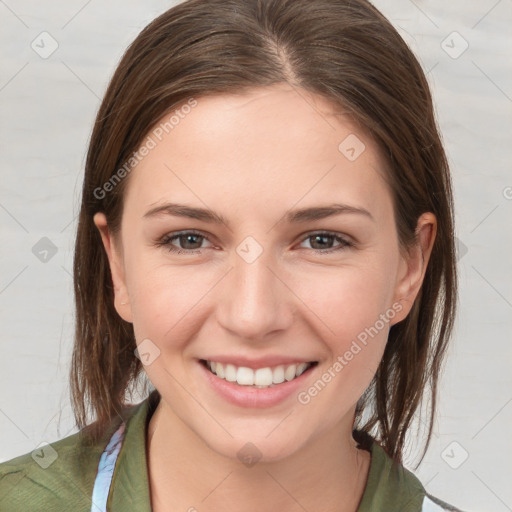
90, 422, 126, 512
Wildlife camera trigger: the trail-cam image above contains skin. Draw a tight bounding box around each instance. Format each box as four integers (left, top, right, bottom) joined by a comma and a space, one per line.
94, 82, 436, 512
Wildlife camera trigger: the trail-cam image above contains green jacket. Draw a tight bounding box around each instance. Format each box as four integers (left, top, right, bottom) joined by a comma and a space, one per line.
0, 390, 463, 511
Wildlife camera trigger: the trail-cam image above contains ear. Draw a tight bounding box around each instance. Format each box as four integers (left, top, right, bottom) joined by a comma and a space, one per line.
389, 212, 437, 325
93, 212, 133, 323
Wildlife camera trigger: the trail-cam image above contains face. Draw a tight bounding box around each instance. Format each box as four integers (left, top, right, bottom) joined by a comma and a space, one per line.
95, 82, 435, 462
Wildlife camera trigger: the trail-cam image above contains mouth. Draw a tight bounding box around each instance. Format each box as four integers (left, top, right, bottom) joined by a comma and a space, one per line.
199, 359, 319, 388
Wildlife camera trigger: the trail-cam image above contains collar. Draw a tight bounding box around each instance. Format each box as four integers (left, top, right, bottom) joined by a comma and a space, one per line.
107, 389, 160, 511
357, 437, 425, 511
105, 390, 425, 511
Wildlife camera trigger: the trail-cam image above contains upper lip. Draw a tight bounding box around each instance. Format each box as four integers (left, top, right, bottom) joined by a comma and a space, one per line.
199, 356, 317, 370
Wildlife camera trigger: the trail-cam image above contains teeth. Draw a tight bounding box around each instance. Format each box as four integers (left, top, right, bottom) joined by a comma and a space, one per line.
254, 367, 273, 386
224, 363, 237, 382
215, 361, 225, 379
284, 364, 296, 381
272, 365, 285, 384
237, 366, 255, 385
296, 362, 309, 377
205, 360, 313, 387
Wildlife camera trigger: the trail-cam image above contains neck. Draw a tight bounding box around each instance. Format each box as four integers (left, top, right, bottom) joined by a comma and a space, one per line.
146, 399, 371, 512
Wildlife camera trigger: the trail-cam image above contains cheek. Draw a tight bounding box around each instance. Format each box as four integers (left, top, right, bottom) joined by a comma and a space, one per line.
125, 238, 398, 356
126, 260, 211, 346
293, 264, 394, 380
293, 262, 394, 339
292, 269, 394, 415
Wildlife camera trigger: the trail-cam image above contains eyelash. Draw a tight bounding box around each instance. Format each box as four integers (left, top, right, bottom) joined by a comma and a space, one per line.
155, 230, 354, 255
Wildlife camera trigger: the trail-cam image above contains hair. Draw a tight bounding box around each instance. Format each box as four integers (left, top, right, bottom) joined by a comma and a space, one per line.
71, 0, 457, 467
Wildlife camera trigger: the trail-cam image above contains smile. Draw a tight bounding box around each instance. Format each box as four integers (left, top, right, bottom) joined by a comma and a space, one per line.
200, 359, 318, 388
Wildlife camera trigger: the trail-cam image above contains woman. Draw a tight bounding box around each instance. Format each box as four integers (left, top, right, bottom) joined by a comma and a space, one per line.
0, 0, 465, 510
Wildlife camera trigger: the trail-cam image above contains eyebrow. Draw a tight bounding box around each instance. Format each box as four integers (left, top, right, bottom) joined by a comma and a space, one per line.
142, 202, 374, 227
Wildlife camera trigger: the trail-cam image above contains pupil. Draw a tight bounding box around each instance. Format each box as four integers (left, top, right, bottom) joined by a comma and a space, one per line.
313, 235, 330, 249
182, 234, 201, 249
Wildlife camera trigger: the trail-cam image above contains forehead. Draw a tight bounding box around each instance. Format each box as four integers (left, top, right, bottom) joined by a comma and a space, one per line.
123, 83, 392, 222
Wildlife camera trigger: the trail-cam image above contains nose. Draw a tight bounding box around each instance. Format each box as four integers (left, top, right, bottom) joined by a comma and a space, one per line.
216, 243, 294, 340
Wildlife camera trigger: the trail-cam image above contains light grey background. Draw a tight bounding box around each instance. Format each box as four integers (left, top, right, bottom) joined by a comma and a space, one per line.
0, 1, 511, 510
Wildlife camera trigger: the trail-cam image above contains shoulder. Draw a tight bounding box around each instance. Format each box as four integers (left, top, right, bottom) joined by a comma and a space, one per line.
0, 407, 135, 511
0, 429, 102, 510
358, 438, 467, 512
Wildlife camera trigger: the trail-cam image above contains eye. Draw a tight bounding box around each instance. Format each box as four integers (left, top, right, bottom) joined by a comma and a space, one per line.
156, 230, 353, 255
297, 231, 353, 254
156, 230, 213, 253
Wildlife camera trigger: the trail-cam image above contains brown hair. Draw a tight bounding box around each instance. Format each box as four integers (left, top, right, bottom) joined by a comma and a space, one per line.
71, 0, 457, 466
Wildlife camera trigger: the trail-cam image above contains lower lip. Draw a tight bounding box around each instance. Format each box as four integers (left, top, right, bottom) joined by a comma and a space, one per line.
197, 359, 317, 408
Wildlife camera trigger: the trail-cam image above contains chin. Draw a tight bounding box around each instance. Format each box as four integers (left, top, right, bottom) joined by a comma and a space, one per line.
200, 428, 305, 465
